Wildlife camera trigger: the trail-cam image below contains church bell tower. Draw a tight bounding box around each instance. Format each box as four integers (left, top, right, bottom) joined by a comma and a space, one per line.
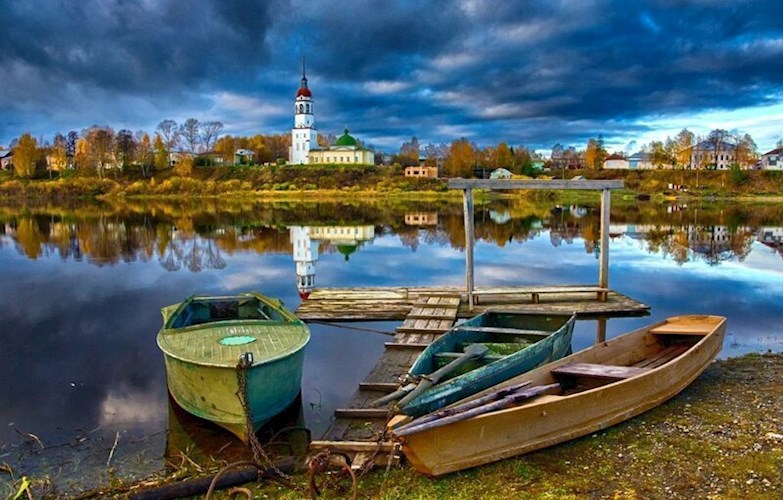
290, 59, 317, 164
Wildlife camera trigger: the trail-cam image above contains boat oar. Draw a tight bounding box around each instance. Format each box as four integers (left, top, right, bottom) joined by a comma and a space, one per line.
393, 382, 561, 437
396, 343, 489, 408
393, 380, 533, 429
369, 383, 418, 408
370, 344, 489, 408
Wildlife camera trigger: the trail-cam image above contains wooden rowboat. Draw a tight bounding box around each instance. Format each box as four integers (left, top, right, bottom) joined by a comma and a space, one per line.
390, 311, 576, 418
393, 315, 726, 476
157, 292, 310, 442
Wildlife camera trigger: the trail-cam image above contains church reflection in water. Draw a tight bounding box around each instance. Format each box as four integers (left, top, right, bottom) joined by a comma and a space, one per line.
290, 225, 375, 299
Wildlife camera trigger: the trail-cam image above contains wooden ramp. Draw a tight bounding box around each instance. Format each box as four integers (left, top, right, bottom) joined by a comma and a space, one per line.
296, 285, 649, 321
308, 294, 460, 470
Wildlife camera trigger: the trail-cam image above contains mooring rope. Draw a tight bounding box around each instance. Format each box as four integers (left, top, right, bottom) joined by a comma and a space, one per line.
307, 320, 396, 336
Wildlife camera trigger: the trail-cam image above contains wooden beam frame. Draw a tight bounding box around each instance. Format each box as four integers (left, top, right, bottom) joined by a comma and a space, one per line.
452, 178, 624, 309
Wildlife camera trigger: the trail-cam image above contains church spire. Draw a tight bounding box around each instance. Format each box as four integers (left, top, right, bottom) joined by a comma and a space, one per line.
301, 57, 308, 88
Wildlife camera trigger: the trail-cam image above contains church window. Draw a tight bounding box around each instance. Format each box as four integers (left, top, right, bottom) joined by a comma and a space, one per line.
306, 104, 310, 113
298, 104, 304, 113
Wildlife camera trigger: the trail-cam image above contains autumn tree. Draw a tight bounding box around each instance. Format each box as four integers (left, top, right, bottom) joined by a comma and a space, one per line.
48, 133, 68, 176
154, 134, 169, 170
494, 142, 513, 168
156, 119, 180, 162
584, 138, 600, 169
200, 121, 223, 152
398, 136, 420, 166
705, 128, 730, 167
180, 118, 200, 153
673, 128, 694, 168
13, 133, 40, 178
443, 138, 476, 177
732, 132, 757, 168
82, 126, 115, 178
115, 129, 137, 171
137, 132, 154, 177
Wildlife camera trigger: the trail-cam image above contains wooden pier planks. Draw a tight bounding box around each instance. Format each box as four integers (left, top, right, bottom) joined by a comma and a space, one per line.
296, 285, 649, 321
311, 294, 461, 463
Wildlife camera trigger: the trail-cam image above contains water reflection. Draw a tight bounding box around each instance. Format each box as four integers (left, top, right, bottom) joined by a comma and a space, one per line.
1, 198, 783, 494
4, 201, 783, 270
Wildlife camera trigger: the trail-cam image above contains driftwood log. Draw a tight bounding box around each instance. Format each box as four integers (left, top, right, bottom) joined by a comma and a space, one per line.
129, 458, 297, 500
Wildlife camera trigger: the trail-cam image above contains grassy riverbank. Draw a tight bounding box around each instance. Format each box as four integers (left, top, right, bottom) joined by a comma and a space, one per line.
1, 166, 782, 202
50, 353, 781, 499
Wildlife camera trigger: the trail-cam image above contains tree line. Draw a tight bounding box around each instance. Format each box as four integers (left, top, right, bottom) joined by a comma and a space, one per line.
552, 128, 771, 171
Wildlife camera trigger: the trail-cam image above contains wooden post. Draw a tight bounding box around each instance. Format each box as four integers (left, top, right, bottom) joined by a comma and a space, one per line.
596, 318, 607, 344
463, 188, 475, 310
599, 188, 610, 289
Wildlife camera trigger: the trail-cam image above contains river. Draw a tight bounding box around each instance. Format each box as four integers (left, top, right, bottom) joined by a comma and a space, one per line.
1, 197, 782, 495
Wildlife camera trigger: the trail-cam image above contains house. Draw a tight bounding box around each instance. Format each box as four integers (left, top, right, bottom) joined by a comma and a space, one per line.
169, 151, 195, 166
489, 167, 513, 179
530, 160, 545, 171
689, 141, 736, 170
197, 151, 226, 166
405, 165, 438, 178
0, 150, 12, 171
628, 152, 654, 169
603, 154, 628, 169
307, 127, 375, 165
760, 148, 782, 170
234, 149, 255, 165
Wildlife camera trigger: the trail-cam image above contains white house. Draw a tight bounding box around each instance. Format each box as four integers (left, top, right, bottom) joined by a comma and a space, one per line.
760, 148, 782, 170
628, 152, 654, 169
603, 154, 628, 169
689, 141, 736, 170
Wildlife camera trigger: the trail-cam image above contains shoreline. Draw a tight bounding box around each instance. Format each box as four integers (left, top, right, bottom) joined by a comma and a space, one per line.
15, 353, 778, 499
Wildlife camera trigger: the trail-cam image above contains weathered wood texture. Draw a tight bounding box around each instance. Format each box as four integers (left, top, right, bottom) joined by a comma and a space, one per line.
296, 286, 649, 321
448, 179, 625, 190
319, 295, 460, 448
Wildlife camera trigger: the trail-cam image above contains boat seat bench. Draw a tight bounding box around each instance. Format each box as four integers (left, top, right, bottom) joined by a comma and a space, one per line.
633, 344, 690, 369
472, 286, 608, 304
551, 363, 651, 382
454, 326, 551, 337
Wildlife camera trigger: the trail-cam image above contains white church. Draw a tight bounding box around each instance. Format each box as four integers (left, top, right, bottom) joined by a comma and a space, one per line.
288, 62, 375, 166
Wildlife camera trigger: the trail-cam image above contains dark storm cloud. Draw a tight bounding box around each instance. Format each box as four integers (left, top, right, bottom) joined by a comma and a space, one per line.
2, 0, 783, 150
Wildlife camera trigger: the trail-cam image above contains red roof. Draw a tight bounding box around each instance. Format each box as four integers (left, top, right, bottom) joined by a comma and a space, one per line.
296, 86, 311, 98
762, 148, 781, 156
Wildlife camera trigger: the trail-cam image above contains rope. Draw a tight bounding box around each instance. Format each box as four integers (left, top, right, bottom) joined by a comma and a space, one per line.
307, 320, 396, 336
204, 354, 305, 498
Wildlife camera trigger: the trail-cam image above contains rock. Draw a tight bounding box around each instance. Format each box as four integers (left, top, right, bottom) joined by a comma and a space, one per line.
765, 432, 783, 441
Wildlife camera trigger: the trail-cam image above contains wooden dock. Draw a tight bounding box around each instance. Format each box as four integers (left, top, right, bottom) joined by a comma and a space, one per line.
303, 285, 649, 470
296, 285, 649, 321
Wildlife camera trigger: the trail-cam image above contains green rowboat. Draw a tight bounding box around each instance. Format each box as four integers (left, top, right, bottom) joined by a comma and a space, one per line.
157, 292, 310, 442
398, 310, 575, 418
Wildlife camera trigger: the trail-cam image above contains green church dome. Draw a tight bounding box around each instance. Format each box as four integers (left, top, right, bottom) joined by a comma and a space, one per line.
335, 127, 357, 147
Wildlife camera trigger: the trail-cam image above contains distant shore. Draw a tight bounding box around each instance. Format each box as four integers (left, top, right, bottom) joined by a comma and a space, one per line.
1, 167, 782, 202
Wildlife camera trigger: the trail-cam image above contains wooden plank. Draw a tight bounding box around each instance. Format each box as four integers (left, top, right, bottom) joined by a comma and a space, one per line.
448, 179, 624, 190
384, 342, 429, 350
334, 408, 391, 419
634, 345, 689, 369
454, 326, 551, 337
551, 363, 651, 381
359, 382, 399, 392
309, 441, 395, 452
650, 324, 716, 335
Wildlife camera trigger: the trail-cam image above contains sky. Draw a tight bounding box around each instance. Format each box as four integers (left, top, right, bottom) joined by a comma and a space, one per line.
1, 0, 782, 154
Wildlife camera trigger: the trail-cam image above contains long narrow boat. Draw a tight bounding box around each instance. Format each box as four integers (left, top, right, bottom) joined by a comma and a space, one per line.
393, 315, 726, 476
157, 292, 310, 442
395, 310, 576, 418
